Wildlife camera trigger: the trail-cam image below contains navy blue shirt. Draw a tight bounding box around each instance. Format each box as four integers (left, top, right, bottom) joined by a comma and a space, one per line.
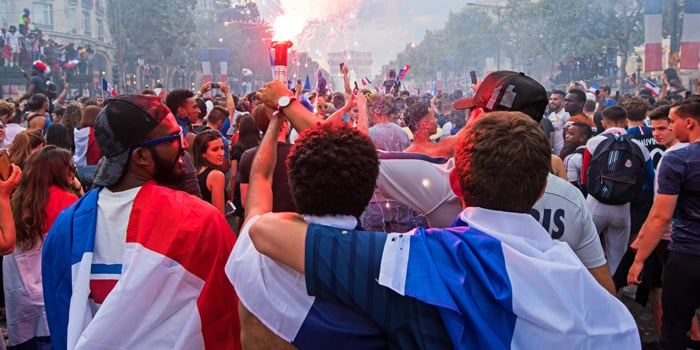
658, 143, 700, 255
305, 224, 452, 349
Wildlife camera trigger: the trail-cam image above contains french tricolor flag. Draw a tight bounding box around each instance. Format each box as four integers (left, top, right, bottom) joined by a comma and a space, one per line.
226, 216, 386, 348
64, 57, 80, 69
361, 77, 371, 86
680, 0, 700, 69
101, 78, 117, 96
644, 0, 663, 72
644, 79, 661, 96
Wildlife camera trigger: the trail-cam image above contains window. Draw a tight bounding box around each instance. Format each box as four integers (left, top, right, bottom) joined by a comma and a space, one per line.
82, 11, 91, 35
1, 0, 8, 28
82, 0, 92, 9
96, 18, 103, 40
95, 0, 104, 15
33, 3, 53, 27
69, 9, 77, 33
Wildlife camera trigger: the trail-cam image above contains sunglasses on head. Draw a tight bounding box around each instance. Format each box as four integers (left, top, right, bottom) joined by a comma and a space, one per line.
130, 129, 184, 154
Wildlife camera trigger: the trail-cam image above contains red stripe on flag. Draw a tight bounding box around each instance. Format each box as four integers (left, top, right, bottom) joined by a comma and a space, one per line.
680, 42, 700, 70
202, 74, 213, 84
89, 279, 118, 304
645, 43, 663, 72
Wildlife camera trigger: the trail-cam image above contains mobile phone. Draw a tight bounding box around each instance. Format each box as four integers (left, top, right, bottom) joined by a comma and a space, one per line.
615, 90, 620, 99
470, 70, 477, 85
353, 81, 359, 95
339, 63, 344, 71
211, 82, 219, 89
0, 149, 12, 181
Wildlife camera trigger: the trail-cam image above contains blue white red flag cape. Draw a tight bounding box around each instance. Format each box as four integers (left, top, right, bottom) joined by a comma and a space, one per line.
398, 64, 410, 81
42, 182, 241, 350
377, 207, 640, 349
101, 78, 117, 96
226, 215, 385, 349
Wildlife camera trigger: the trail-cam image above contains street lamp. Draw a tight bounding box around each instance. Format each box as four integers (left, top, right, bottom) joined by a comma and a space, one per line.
635, 55, 643, 92
466, 2, 504, 70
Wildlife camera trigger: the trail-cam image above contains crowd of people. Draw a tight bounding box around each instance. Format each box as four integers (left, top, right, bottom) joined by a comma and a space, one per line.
2, 8, 95, 92
551, 52, 619, 85
0, 50, 698, 350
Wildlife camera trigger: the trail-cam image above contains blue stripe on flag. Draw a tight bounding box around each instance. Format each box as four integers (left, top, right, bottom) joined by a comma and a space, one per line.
686, 0, 700, 14
90, 264, 122, 274
645, 0, 662, 14
200, 49, 209, 62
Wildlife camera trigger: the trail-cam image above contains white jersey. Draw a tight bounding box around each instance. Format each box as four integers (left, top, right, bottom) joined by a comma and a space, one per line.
532, 173, 606, 268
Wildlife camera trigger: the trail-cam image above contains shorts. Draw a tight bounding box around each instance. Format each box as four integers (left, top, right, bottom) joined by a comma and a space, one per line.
9, 45, 19, 54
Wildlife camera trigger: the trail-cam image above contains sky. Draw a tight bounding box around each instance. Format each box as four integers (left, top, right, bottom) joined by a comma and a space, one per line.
255, 0, 469, 74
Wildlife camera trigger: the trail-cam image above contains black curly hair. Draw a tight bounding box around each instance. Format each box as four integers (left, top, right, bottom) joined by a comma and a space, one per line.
287, 122, 379, 218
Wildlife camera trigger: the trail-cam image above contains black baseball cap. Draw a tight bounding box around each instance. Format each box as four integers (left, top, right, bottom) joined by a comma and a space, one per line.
93, 95, 172, 187
453, 71, 548, 122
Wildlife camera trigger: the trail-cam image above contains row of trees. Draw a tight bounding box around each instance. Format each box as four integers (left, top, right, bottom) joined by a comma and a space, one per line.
386, 0, 680, 90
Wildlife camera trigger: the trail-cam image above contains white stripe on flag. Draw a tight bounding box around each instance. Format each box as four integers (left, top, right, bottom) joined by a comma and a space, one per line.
644, 15, 662, 43
378, 231, 413, 296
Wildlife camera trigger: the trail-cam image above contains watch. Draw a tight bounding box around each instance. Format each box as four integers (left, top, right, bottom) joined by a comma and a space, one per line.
277, 95, 296, 110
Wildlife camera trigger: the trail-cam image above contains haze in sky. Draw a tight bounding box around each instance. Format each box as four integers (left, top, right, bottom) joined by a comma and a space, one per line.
256, 0, 468, 74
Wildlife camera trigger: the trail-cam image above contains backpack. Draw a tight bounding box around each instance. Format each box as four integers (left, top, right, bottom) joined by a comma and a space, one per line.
35, 75, 57, 100
586, 133, 647, 205
572, 148, 587, 197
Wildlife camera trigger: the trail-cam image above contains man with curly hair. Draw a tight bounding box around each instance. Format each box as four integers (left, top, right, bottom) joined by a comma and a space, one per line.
226, 101, 389, 348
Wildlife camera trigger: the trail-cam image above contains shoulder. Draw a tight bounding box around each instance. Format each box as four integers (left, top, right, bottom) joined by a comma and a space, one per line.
207, 169, 225, 182
536, 175, 586, 212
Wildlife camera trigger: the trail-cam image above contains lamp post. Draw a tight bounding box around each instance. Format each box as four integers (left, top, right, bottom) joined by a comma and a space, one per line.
635, 55, 643, 93
466, 2, 504, 70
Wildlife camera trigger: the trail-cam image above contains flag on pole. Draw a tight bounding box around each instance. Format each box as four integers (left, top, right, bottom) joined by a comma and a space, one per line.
629, 72, 637, 87
101, 78, 117, 96
398, 64, 411, 81
644, 0, 663, 72
200, 49, 212, 84
361, 77, 372, 86
680, 0, 700, 69
643, 79, 661, 96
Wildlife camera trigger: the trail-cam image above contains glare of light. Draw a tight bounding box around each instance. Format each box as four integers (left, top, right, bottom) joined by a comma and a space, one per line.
347, 55, 351, 60
273, 11, 305, 42
411, 42, 417, 48
422, 179, 431, 188
385, 202, 391, 209
353, 41, 358, 46
304, 63, 308, 67
350, 13, 354, 19
218, 38, 223, 43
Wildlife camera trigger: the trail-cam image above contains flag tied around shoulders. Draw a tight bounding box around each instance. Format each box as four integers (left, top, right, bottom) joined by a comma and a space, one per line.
101, 78, 117, 96
644, 0, 663, 72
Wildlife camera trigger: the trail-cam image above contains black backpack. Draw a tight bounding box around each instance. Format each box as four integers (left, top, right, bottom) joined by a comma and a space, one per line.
36, 75, 57, 100
586, 133, 647, 205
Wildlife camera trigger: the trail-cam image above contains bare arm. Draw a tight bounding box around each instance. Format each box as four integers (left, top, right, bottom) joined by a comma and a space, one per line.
243, 112, 283, 222
551, 155, 567, 180
588, 264, 616, 296
341, 65, 351, 96
19, 84, 36, 102
325, 93, 354, 124
0, 165, 22, 255
356, 92, 369, 134
249, 212, 308, 274
628, 194, 677, 285
54, 83, 69, 105
208, 169, 226, 215
220, 83, 236, 124
256, 80, 318, 133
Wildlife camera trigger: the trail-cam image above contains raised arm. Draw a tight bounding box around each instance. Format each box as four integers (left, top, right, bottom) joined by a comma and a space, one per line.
325, 93, 355, 124
0, 165, 22, 255
243, 109, 283, 222
256, 80, 318, 133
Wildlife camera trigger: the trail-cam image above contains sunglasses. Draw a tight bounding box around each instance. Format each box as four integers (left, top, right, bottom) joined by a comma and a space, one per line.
316, 104, 327, 110
130, 130, 184, 153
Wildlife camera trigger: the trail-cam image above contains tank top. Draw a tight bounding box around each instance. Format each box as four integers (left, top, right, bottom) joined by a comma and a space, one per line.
197, 167, 214, 204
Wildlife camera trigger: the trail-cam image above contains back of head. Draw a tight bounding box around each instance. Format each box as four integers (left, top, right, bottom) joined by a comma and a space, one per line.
0, 100, 14, 119
453, 71, 548, 123
63, 103, 82, 130
208, 106, 228, 127
584, 100, 597, 113
602, 105, 628, 126
11, 145, 73, 251
140, 88, 157, 96
9, 129, 44, 168
192, 129, 223, 169
403, 101, 430, 133
621, 96, 650, 122
27, 93, 48, 111
234, 115, 261, 152
80, 105, 101, 128
287, 122, 379, 218
165, 89, 194, 115
454, 111, 550, 213
368, 93, 391, 117
46, 123, 70, 149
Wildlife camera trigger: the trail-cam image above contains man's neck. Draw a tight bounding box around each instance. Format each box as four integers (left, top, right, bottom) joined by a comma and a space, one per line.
628, 120, 645, 128
412, 131, 431, 145
567, 108, 582, 116
552, 106, 564, 114
373, 115, 389, 124
665, 139, 679, 148
108, 173, 151, 192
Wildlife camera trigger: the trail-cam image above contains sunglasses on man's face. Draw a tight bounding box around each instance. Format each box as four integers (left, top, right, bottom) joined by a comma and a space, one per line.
130, 130, 184, 154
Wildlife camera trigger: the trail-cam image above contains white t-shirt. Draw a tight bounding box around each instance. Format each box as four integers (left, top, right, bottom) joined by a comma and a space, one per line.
90, 186, 140, 311
548, 109, 570, 155
532, 173, 607, 268
6, 32, 21, 49
564, 146, 585, 184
